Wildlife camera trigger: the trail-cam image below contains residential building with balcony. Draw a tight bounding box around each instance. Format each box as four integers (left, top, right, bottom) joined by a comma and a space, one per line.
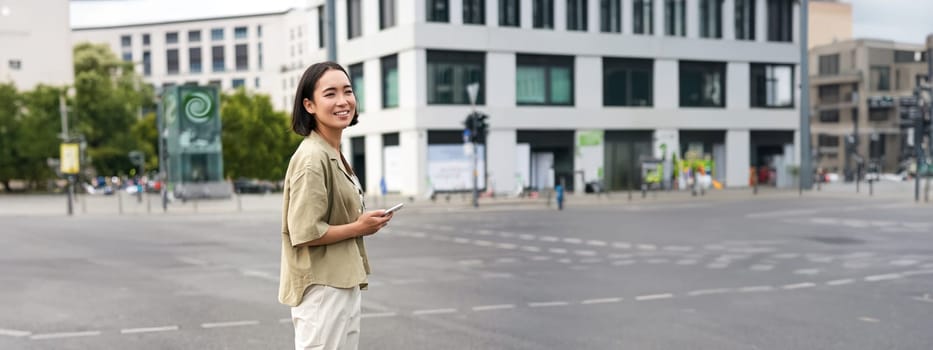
808, 38, 928, 178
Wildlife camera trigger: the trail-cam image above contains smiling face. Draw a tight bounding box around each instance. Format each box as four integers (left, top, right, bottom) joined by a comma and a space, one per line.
303, 69, 357, 132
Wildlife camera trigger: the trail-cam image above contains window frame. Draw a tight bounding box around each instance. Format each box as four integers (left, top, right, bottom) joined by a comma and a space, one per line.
679, 60, 727, 108
426, 50, 486, 105
750, 63, 795, 109
602, 57, 654, 107
381, 54, 399, 109
516, 54, 575, 106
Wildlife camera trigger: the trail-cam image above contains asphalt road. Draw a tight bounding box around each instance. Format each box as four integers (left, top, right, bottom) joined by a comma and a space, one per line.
1, 193, 932, 349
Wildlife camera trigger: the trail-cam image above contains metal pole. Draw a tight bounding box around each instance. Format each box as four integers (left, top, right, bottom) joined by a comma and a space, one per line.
927, 35, 933, 175
60, 95, 73, 216
799, 0, 812, 191
916, 105, 923, 202
326, 0, 337, 62
472, 136, 479, 208
67, 176, 74, 216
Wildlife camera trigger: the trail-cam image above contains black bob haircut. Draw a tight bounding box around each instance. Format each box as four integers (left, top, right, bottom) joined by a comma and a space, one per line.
291, 61, 360, 136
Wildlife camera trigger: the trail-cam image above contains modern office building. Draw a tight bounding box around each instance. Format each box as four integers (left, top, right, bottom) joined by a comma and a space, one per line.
808, 38, 928, 178
0, 0, 73, 90
74, 0, 804, 196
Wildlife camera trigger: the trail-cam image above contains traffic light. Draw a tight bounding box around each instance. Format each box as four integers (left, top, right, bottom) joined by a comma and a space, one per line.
463, 112, 489, 143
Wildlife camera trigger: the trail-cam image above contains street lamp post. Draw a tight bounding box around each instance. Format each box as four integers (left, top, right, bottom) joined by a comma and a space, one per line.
799, 0, 812, 193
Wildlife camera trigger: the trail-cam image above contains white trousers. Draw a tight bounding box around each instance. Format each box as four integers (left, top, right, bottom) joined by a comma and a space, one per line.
291, 284, 361, 350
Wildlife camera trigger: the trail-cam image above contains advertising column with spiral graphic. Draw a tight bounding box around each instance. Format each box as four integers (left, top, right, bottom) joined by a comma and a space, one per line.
161, 86, 232, 200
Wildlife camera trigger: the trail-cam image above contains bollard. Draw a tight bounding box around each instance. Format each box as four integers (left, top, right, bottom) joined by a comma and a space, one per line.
193, 197, 199, 213
237, 193, 243, 212
146, 191, 152, 213
641, 184, 647, 199
869, 179, 873, 196
118, 190, 123, 215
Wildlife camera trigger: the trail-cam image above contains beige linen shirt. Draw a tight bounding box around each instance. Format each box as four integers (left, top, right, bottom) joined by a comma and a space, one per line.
278, 131, 370, 307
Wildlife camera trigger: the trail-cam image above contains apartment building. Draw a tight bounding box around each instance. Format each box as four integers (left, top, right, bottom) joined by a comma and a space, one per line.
0, 0, 73, 90
809, 39, 928, 178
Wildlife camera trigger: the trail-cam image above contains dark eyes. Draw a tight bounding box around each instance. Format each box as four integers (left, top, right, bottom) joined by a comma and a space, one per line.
324, 89, 353, 97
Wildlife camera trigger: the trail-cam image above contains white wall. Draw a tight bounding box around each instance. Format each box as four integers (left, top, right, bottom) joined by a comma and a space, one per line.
487, 129, 518, 195
654, 59, 679, 109
399, 129, 427, 196
727, 62, 750, 110
0, 0, 73, 90
574, 130, 604, 194
364, 133, 384, 195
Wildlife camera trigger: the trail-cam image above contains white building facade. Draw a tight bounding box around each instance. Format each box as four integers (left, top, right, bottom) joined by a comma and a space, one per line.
0, 0, 73, 90
73, 0, 803, 196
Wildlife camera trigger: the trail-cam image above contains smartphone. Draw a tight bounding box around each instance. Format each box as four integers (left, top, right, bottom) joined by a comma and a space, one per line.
383, 203, 404, 216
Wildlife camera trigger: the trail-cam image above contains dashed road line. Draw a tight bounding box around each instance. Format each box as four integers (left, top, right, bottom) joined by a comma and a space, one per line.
739, 286, 774, 293
581, 298, 622, 304
413, 308, 457, 316
865, 274, 902, 282
362, 312, 397, 318
687, 288, 732, 296
782, 283, 816, 290
201, 320, 260, 329
120, 326, 179, 334
472, 304, 515, 311
0, 328, 31, 337
31, 331, 102, 340
528, 301, 569, 307
636, 293, 673, 301
859, 317, 880, 323
826, 279, 855, 286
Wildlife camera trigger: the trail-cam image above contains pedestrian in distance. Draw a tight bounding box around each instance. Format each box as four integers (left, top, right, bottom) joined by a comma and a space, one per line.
555, 182, 565, 210
279, 61, 393, 350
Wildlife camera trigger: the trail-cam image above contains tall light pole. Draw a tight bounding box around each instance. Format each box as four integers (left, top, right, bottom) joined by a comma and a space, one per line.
467, 83, 480, 208
799, 0, 812, 193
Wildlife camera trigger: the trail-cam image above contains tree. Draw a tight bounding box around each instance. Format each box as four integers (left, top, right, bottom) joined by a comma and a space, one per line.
72, 42, 153, 176
0, 83, 22, 191
18, 85, 66, 189
220, 89, 300, 180
130, 112, 159, 171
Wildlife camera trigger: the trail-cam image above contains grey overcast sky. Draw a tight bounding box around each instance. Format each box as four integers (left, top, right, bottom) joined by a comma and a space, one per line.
69, 0, 933, 44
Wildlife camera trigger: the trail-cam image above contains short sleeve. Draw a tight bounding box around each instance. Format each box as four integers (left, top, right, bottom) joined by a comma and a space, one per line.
286, 165, 331, 246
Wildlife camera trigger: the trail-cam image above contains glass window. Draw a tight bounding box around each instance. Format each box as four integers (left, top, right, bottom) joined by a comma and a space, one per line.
818, 134, 839, 147
633, 0, 653, 34
767, 0, 792, 42
189, 47, 202, 74
819, 110, 840, 123
142, 51, 151, 76
166, 48, 179, 75
750, 63, 794, 108
818, 54, 839, 75
868, 109, 889, 121
427, 0, 449, 22
499, 0, 520, 27
664, 0, 685, 36
427, 50, 485, 105
818, 85, 839, 104
870, 66, 890, 91
166, 32, 178, 44
212, 46, 225, 72
382, 55, 399, 108
567, 0, 587, 31
734, 0, 755, 40
318, 5, 326, 48
232, 79, 245, 89
209, 80, 222, 88
257, 25, 263, 38
255, 77, 261, 88
603, 57, 653, 106
380, 0, 396, 29
349, 63, 365, 113
121, 35, 131, 47
122, 52, 132, 62
464, 0, 485, 25
235, 44, 248, 71
211, 28, 224, 41
699, 0, 722, 39
348, 0, 362, 39
234, 26, 247, 39
188, 30, 201, 43
679, 61, 726, 107
142, 34, 150, 46
533, 0, 554, 29
600, 0, 621, 33
516, 54, 574, 106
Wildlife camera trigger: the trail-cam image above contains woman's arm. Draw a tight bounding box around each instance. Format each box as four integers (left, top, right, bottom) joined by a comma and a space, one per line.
295, 210, 392, 248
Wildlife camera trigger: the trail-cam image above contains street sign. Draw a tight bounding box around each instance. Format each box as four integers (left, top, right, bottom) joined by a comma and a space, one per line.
60, 143, 80, 175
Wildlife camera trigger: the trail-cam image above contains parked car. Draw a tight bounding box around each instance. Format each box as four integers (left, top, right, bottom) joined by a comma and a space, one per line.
233, 178, 275, 194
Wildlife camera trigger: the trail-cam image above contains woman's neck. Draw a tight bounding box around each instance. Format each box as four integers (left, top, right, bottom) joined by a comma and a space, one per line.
314, 126, 342, 152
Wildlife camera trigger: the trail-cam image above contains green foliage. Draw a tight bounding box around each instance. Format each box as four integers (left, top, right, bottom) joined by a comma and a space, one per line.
220, 89, 300, 180
0, 83, 22, 191
72, 42, 153, 176
130, 112, 158, 170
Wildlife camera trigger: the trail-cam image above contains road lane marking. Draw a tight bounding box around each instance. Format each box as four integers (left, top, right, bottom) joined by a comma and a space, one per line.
472, 304, 515, 311
636, 244, 657, 251
563, 238, 583, 244
521, 246, 542, 252
474, 240, 493, 247
586, 240, 607, 247
528, 301, 569, 307
646, 259, 669, 264
826, 279, 855, 286
518, 234, 536, 240
859, 317, 880, 323
549, 248, 568, 254
739, 286, 774, 293
676, 260, 698, 265
0, 328, 31, 337
279, 318, 292, 323
794, 269, 820, 275
362, 312, 397, 318
581, 298, 622, 304
782, 283, 816, 290
636, 293, 673, 301
413, 308, 457, 316
120, 326, 179, 334
201, 320, 260, 329
612, 242, 632, 249
176, 257, 208, 266
453, 237, 470, 244
750, 265, 774, 271
574, 250, 597, 256
541, 236, 559, 242
495, 257, 517, 263
687, 288, 731, 296
31, 331, 101, 340
496, 243, 518, 250
864, 274, 902, 282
